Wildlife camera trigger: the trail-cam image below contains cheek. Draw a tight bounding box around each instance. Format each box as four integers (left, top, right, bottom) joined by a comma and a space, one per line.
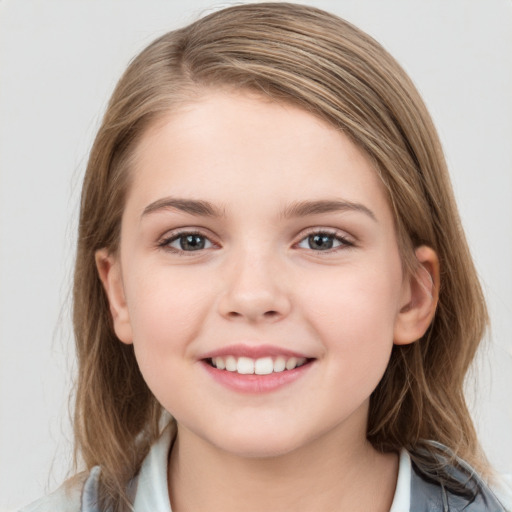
299, 259, 402, 378
302, 263, 401, 332
123, 269, 213, 414
124, 267, 211, 366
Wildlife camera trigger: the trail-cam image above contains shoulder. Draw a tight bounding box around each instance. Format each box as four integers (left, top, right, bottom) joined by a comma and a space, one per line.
409, 443, 511, 512
18, 470, 98, 512
492, 475, 512, 512
17, 420, 175, 512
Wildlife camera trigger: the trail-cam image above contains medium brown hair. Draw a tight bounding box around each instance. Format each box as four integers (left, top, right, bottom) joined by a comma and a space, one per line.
73, 3, 488, 508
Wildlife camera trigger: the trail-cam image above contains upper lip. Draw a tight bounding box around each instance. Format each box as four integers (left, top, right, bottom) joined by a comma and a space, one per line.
199, 344, 312, 360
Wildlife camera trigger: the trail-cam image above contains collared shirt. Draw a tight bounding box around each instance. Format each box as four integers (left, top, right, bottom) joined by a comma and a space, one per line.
21, 423, 511, 512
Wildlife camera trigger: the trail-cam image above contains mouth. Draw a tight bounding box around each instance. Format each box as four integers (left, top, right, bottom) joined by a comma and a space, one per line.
199, 344, 315, 393
200, 349, 315, 393
205, 355, 311, 375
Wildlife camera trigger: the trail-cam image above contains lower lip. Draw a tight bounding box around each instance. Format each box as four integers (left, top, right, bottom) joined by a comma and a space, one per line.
201, 360, 313, 394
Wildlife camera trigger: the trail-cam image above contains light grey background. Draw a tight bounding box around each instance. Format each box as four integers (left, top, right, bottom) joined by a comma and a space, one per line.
0, 0, 511, 509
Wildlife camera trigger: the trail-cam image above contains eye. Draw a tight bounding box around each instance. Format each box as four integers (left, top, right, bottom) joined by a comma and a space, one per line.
162, 232, 214, 252
297, 231, 352, 251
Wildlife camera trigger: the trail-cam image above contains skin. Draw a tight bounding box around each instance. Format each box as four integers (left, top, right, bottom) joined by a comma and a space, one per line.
97, 90, 439, 512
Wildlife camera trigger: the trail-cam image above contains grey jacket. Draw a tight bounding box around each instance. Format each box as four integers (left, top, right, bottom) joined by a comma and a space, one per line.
21, 434, 510, 512
410, 456, 508, 511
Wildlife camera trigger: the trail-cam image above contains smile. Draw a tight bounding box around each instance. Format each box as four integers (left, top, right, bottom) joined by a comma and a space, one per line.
208, 356, 308, 375
201, 347, 314, 393
200, 344, 315, 393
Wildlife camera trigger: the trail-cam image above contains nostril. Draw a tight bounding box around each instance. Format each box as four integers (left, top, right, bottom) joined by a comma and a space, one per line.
264, 310, 279, 318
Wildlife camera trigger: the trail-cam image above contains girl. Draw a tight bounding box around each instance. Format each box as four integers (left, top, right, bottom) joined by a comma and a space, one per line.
21, 3, 511, 511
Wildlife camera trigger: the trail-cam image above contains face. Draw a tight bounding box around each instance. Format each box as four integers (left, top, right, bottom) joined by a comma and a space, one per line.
98, 90, 430, 459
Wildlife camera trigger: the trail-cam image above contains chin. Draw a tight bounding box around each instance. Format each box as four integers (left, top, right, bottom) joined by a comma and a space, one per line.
206, 424, 312, 460
221, 439, 301, 459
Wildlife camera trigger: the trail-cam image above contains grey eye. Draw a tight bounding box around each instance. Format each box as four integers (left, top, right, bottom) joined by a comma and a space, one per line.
307, 234, 335, 250
297, 233, 349, 251
169, 234, 212, 251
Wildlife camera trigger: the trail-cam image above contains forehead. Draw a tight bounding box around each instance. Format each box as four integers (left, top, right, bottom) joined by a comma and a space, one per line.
127, 90, 391, 221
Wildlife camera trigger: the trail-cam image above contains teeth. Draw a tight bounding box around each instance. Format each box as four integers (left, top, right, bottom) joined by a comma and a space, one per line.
285, 357, 298, 370
225, 356, 237, 372
273, 356, 286, 372
237, 357, 254, 375
210, 355, 308, 374
254, 357, 273, 375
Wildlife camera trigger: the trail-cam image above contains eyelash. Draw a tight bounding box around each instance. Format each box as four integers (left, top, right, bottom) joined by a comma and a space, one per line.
158, 228, 354, 255
158, 230, 216, 255
295, 229, 354, 253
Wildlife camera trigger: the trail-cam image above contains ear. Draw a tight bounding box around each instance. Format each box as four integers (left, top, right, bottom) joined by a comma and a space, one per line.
394, 245, 440, 345
95, 248, 133, 344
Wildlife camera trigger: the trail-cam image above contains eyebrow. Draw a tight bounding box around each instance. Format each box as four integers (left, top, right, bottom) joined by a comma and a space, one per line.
142, 197, 224, 218
141, 196, 376, 222
281, 199, 377, 222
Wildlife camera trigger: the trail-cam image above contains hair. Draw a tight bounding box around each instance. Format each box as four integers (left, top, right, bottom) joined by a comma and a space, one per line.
72, 2, 489, 509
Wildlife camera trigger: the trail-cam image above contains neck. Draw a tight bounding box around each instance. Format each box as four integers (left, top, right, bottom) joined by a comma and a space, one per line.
168, 423, 398, 512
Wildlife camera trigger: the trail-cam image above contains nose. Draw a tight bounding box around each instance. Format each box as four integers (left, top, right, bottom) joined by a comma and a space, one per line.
217, 251, 292, 323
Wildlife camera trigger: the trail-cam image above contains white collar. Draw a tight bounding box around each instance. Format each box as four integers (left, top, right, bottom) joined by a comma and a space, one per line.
132, 423, 174, 512
389, 449, 411, 512
131, 423, 411, 512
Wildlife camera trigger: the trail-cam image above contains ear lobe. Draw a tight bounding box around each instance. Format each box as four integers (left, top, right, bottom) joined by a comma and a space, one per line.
394, 245, 440, 346
95, 248, 133, 344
